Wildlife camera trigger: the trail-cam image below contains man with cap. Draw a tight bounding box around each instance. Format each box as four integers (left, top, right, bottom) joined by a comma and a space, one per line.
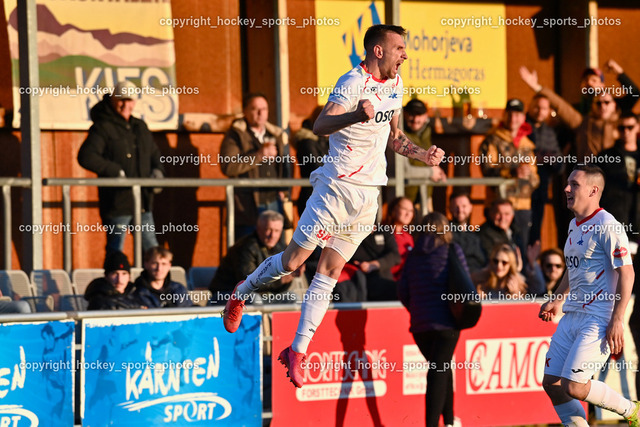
480, 98, 539, 252
78, 81, 164, 259
84, 251, 144, 310
400, 99, 447, 203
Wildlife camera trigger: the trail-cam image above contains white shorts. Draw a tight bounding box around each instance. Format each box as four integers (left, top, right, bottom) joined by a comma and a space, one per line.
544, 311, 611, 383
292, 171, 379, 261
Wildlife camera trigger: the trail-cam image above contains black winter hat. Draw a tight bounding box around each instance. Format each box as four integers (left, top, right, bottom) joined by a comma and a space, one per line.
104, 251, 131, 273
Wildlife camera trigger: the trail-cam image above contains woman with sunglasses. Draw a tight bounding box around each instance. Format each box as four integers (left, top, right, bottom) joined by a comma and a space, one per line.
539, 248, 566, 294
398, 211, 466, 427
472, 243, 528, 298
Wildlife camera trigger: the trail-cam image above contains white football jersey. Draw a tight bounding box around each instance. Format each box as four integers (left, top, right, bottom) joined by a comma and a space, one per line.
318, 63, 403, 186
562, 208, 632, 319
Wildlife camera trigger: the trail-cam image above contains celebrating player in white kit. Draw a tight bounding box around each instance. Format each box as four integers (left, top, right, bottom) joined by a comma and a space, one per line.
539, 165, 639, 426
222, 24, 444, 388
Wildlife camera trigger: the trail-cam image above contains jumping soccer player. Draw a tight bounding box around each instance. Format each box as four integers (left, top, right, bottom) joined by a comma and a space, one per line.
539, 165, 638, 426
222, 24, 444, 388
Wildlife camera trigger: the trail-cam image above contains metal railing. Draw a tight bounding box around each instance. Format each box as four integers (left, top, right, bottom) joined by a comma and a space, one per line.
1, 176, 513, 271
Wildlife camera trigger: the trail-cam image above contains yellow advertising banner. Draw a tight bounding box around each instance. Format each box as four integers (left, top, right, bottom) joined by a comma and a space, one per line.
4, 0, 178, 130
315, 1, 507, 110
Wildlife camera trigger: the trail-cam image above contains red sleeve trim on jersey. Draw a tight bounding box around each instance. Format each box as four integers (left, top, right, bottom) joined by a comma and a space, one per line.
375, 93, 382, 101
346, 145, 353, 151
596, 269, 605, 280
575, 208, 603, 226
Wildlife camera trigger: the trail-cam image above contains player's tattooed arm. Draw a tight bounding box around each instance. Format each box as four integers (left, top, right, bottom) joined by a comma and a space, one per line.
390, 130, 445, 166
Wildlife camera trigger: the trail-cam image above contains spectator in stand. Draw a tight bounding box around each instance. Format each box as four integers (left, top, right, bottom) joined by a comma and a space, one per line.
347, 226, 401, 301
398, 211, 465, 427
133, 247, 192, 308
574, 61, 640, 116
526, 93, 564, 243
401, 99, 447, 203
84, 251, 145, 310
386, 197, 415, 282
209, 210, 301, 304
520, 66, 626, 163
597, 112, 640, 232
0, 280, 31, 314
472, 244, 528, 298
478, 198, 526, 269
295, 106, 329, 214
448, 192, 486, 273
219, 93, 290, 239
78, 81, 164, 258
480, 98, 539, 251
537, 248, 566, 295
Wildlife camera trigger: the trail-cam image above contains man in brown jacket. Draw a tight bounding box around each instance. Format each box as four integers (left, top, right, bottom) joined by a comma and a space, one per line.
220, 93, 290, 239
480, 98, 539, 251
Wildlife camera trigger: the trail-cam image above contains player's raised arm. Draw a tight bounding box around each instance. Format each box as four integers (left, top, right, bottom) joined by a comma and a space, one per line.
313, 100, 374, 136
607, 264, 634, 354
388, 114, 444, 166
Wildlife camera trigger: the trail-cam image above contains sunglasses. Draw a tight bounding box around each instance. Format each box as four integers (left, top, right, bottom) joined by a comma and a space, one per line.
595, 100, 613, 106
492, 259, 509, 266
618, 125, 636, 131
544, 263, 563, 269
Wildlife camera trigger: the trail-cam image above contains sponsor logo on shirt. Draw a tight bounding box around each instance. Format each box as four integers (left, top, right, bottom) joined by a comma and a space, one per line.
613, 247, 628, 258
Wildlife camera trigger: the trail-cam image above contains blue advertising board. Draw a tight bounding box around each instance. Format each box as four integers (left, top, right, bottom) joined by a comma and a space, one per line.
0, 321, 75, 426
82, 314, 262, 426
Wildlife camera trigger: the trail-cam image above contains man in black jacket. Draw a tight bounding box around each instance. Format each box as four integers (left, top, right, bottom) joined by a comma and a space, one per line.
84, 251, 143, 310
78, 81, 164, 258
597, 112, 640, 235
209, 211, 297, 304
449, 192, 485, 273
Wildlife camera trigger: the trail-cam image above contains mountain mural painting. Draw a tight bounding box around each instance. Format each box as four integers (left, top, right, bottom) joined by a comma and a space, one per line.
4, 0, 178, 130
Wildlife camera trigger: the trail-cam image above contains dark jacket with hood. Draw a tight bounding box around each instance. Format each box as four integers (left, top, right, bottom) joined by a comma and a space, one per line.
133, 270, 192, 308
77, 94, 164, 219
399, 234, 467, 332
84, 278, 142, 310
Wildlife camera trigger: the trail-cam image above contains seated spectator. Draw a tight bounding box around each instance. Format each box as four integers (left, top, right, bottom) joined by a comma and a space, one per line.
209, 210, 301, 304
347, 226, 401, 301
449, 192, 485, 273
134, 247, 192, 308
84, 251, 144, 310
480, 98, 539, 250
478, 198, 526, 269
0, 280, 31, 314
472, 244, 527, 298
387, 197, 415, 281
219, 93, 290, 239
538, 248, 566, 294
597, 112, 640, 230
295, 106, 329, 214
